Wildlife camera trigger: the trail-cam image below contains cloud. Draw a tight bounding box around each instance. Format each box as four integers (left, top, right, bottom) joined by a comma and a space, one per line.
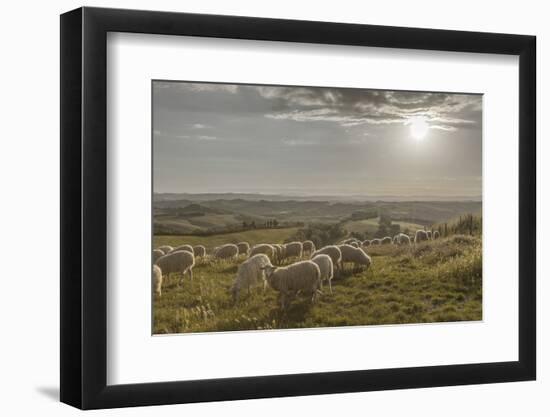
153, 81, 238, 94
153, 130, 217, 141
184, 83, 239, 94
281, 138, 320, 146
258, 86, 481, 132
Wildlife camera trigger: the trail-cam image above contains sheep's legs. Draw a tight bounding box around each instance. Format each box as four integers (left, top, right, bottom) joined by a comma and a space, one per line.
328, 279, 333, 294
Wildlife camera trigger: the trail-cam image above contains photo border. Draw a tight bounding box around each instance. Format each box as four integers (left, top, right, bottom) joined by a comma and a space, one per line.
60, 7, 536, 409
150, 78, 484, 335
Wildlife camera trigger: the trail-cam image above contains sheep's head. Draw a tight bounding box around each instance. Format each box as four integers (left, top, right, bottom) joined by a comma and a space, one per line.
260, 265, 277, 279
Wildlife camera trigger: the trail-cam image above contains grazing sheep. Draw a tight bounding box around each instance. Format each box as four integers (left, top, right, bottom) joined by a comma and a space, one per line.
311, 254, 334, 294
152, 264, 163, 297
153, 249, 164, 263
231, 254, 272, 301
415, 230, 429, 243
362, 240, 371, 247
302, 240, 316, 255
433, 230, 440, 240
155, 250, 195, 284
338, 244, 372, 273
311, 245, 343, 274
350, 241, 359, 248
262, 261, 321, 309
157, 245, 173, 254
341, 238, 361, 246
192, 245, 206, 257
394, 233, 411, 245
426, 231, 433, 239
173, 244, 194, 255
381, 236, 392, 245
249, 244, 275, 261
283, 241, 303, 261
214, 244, 239, 261
237, 241, 250, 256
272, 244, 285, 263
370, 238, 381, 245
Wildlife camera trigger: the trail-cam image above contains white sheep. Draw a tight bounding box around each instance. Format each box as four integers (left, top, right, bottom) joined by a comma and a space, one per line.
311, 254, 334, 294
262, 261, 321, 309
152, 264, 163, 297
237, 241, 250, 256
370, 238, 381, 245
381, 236, 392, 245
362, 240, 371, 247
153, 249, 164, 263
311, 245, 343, 274
231, 254, 272, 301
283, 241, 303, 261
394, 233, 411, 245
214, 244, 239, 261
426, 231, 433, 239
172, 244, 194, 255
157, 245, 173, 254
415, 230, 429, 243
341, 238, 361, 245
433, 230, 440, 240
338, 244, 372, 273
249, 244, 275, 261
272, 244, 285, 263
192, 245, 206, 257
155, 250, 195, 285
302, 240, 316, 255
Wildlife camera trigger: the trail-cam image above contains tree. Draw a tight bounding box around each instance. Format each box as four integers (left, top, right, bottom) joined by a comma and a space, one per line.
376, 224, 388, 238
389, 224, 401, 236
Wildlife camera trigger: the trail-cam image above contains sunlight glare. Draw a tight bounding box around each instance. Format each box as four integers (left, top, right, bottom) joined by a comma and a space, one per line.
410, 117, 429, 140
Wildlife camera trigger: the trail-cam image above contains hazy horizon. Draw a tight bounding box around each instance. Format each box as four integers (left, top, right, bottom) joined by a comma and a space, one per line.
153, 81, 482, 198
153, 191, 482, 203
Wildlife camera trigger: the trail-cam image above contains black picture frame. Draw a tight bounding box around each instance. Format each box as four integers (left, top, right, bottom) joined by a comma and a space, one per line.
60, 6, 536, 410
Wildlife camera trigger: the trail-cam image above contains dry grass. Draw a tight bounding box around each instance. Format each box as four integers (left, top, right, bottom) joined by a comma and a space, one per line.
153, 235, 482, 334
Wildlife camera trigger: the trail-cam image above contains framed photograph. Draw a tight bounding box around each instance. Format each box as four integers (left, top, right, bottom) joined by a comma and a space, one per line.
60, 7, 536, 409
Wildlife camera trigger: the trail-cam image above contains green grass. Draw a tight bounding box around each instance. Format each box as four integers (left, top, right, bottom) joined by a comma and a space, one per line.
154, 227, 300, 250
153, 234, 482, 334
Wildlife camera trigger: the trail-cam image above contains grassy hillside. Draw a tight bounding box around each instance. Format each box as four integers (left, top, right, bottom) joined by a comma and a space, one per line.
154, 198, 482, 235
154, 227, 300, 249
153, 235, 482, 334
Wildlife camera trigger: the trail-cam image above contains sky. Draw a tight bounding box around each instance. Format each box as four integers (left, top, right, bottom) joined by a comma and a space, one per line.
153, 81, 482, 199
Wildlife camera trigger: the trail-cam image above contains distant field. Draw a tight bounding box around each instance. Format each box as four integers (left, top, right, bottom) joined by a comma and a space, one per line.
153, 235, 482, 334
154, 214, 243, 234
154, 227, 300, 250
343, 217, 425, 235
154, 197, 482, 235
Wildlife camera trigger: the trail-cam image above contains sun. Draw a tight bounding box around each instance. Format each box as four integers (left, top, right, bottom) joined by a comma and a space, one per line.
409, 117, 429, 140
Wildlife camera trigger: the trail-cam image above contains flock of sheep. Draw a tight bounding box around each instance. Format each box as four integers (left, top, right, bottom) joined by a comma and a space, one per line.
152, 228, 440, 309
